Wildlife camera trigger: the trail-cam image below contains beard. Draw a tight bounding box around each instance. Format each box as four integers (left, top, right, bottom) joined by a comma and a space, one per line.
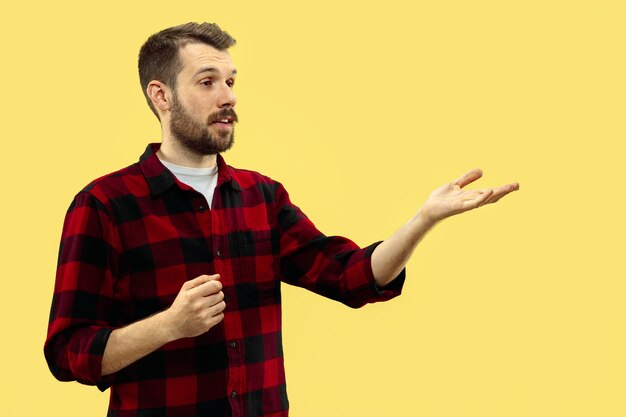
169, 93, 237, 155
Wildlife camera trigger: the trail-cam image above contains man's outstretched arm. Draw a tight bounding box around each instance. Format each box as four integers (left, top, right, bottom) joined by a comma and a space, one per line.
372, 169, 519, 287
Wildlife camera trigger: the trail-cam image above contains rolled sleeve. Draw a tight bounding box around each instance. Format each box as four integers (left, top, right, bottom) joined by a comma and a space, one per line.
342, 240, 406, 307
44, 192, 118, 388
276, 182, 405, 308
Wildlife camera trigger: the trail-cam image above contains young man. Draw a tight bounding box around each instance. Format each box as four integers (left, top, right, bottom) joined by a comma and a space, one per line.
45, 22, 519, 417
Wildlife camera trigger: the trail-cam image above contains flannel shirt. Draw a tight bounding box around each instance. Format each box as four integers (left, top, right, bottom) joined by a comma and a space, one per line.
44, 143, 405, 417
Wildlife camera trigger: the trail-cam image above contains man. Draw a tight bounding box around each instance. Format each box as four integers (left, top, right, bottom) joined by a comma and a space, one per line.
44, 22, 519, 417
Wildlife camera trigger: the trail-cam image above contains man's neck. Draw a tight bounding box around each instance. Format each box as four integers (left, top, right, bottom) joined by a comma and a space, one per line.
158, 140, 218, 169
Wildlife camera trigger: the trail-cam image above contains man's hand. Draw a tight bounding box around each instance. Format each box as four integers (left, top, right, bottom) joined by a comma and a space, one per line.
419, 169, 519, 226
102, 274, 225, 375
371, 169, 519, 287
163, 274, 225, 340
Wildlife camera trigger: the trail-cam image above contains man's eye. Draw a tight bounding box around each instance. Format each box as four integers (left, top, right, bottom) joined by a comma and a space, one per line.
201, 79, 213, 86
226, 80, 235, 88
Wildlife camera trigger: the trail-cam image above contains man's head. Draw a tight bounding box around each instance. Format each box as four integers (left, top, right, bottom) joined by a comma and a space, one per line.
139, 22, 238, 155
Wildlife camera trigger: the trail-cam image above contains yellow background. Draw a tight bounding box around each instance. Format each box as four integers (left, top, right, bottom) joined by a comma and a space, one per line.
2, 0, 625, 416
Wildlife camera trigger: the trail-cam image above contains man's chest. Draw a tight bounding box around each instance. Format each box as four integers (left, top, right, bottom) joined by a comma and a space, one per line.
108, 186, 282, 323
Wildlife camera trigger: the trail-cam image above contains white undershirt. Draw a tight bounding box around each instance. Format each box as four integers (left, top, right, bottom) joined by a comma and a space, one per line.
160, 159, 219, 208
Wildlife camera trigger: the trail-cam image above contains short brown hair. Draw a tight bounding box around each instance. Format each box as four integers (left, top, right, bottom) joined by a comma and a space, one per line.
138, 22, 236, 119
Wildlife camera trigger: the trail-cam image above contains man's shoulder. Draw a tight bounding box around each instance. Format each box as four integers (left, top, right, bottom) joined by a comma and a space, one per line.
223, 162, 293, 206
76, 161, 145, 206
226, 162, 282, 191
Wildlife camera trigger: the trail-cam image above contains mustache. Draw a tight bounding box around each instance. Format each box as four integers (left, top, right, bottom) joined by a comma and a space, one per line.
207, 108, 238, 124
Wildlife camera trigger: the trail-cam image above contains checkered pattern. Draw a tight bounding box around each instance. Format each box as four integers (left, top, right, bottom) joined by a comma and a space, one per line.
44, 143, 405, 417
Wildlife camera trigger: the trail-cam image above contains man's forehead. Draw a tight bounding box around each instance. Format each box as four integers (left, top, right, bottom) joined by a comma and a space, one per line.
179, 43, 236, 75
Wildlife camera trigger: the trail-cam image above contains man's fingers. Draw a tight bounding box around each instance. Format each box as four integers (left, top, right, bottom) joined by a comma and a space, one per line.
452, 168, 483, 188
189, 279, 223, 297
182, 274, 221, 291
481, 183, 519, 205
209, 298, 227, 315
205, 291, 225, 307
462, 189, 493, 210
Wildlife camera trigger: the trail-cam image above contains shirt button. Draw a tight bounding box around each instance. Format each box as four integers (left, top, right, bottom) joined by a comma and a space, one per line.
198, 205, 206, 212
230, 341, 236, 348
231, 391, 237, 399
224, 295, 230, 302
216, 249, 222, 257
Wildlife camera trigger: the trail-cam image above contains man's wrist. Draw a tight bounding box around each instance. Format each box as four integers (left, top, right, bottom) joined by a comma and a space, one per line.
412, 207, 440, 231
152, 309, 179, 345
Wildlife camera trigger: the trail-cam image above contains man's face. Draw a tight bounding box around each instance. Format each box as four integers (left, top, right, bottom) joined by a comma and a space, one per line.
168, 43, 238, 155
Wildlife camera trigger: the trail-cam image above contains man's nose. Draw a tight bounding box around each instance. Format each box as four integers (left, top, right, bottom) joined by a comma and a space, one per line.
217, 84, 237, 108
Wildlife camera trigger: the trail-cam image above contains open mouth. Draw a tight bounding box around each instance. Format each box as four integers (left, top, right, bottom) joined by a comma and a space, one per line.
210, 118, 234, 128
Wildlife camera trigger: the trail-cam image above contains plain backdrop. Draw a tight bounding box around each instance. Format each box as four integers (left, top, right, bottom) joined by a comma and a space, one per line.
1, 0, 625, 416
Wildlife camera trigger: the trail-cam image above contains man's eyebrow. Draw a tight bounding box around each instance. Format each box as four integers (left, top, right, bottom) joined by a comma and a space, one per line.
194, 67, 238, 77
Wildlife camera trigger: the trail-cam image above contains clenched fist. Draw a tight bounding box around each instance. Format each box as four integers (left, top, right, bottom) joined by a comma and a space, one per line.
162, 274, 226, 339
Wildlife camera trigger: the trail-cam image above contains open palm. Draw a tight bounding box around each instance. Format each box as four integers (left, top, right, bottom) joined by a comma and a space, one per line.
421, 169, 519, 224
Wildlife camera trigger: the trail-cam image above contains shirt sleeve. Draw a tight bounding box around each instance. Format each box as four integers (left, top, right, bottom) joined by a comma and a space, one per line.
275, 181, 405, 308
44, 191, 118, 390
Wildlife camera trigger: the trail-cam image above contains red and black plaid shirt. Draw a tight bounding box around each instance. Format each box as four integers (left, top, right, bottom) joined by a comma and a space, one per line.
45, 143, 405, 417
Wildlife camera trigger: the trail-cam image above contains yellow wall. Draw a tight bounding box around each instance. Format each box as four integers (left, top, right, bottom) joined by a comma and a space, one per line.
2, 1, 625, 416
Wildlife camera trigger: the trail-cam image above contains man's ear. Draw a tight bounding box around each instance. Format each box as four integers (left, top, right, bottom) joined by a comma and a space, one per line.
147, 81, 172, 115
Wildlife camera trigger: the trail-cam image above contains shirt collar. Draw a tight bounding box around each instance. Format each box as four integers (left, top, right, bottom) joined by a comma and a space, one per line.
139, 143, 241, 196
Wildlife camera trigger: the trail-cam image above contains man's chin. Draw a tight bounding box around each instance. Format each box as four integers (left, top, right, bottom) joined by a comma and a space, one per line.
202, 134, 235, 155
214, 132, 235, 151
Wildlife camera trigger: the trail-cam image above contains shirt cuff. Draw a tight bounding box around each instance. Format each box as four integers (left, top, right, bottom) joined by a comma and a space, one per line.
343, 240, 406, 308
66, 326, 116, 390
93, 327, 116, 391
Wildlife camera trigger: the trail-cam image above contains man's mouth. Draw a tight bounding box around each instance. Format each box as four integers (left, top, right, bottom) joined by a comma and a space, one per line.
210, 114, 237, 127
210, 117, 235, 127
